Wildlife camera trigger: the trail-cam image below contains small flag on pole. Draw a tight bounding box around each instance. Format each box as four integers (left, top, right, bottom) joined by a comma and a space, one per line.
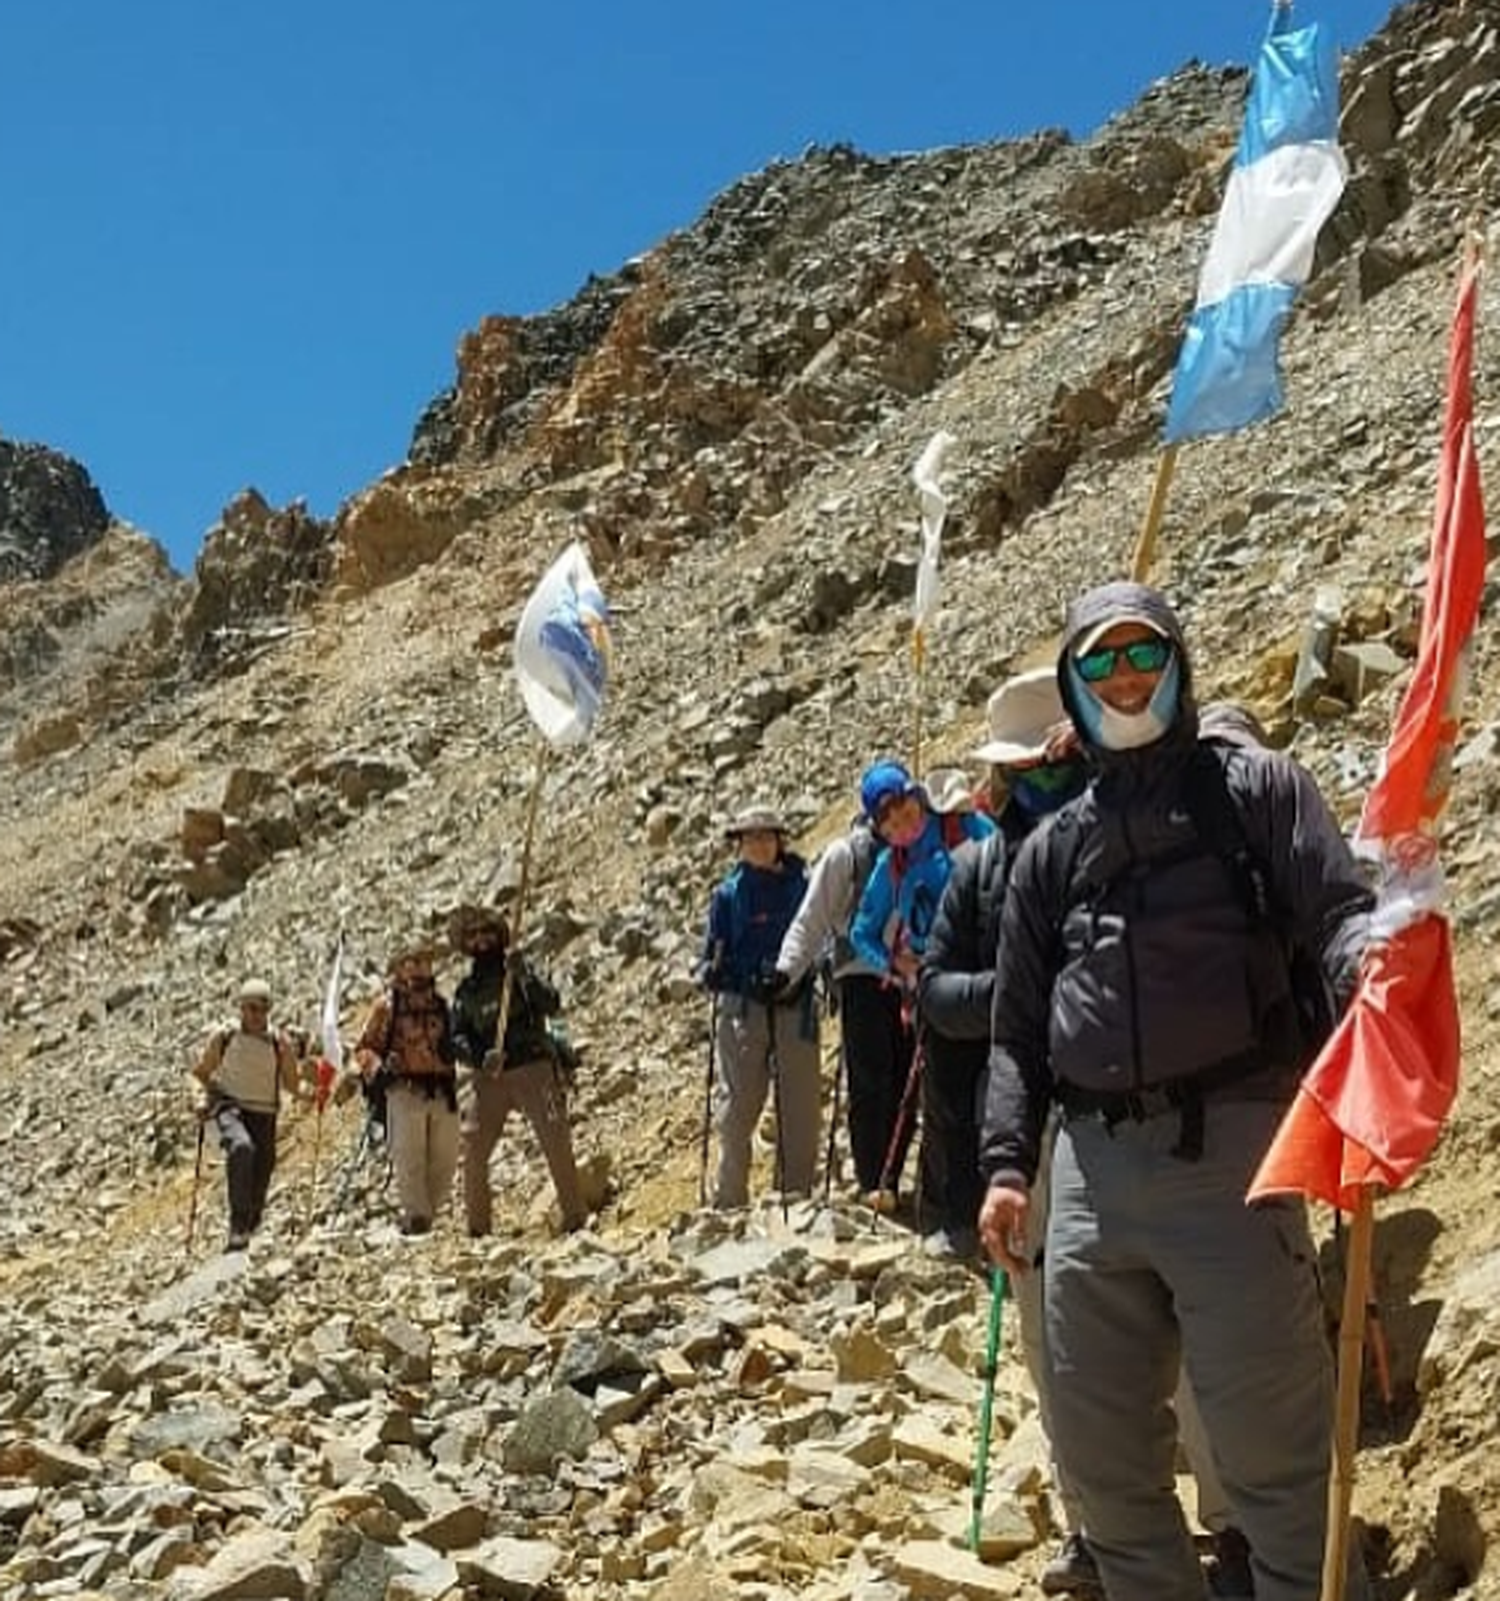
514, 542, 613, 748
1164, 5, 1348, 443
912, 430, 957, 641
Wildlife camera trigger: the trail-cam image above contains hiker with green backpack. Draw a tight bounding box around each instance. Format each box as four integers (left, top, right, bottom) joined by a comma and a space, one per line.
978, 581, 1374, 1601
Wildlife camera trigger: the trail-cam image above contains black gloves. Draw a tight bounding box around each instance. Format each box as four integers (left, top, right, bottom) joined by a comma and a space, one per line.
751, 967, 793, 1006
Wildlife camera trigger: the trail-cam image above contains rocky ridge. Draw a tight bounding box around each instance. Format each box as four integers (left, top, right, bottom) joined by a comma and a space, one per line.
2, 1, 1500, 1596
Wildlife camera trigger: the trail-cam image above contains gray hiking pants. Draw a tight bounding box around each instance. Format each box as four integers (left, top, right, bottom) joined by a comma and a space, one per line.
713, 994, 820, 1209
1046, 1098, 1341, 1601
1014, 1115, 1233, 1540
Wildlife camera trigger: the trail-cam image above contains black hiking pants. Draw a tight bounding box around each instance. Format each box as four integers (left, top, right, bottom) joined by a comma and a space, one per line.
917, 1033, 986, 1233
837, 974, 916, 1193
213, 1100, 278, 1236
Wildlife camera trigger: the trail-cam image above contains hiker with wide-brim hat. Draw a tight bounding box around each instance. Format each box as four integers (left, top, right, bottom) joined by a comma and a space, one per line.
351, 939, 458, 1237
190, 977, 301, 1252
448, 902, 586, 1237
697, 803, 820, 1209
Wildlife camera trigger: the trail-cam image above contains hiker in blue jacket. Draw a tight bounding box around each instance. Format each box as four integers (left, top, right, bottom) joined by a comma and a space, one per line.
849, 762, 995, 985
699, 804, 820, 1208
848, 761, 994, 1210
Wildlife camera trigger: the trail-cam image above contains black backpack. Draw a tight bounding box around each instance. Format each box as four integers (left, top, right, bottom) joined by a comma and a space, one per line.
1054, 740, 1338, 1071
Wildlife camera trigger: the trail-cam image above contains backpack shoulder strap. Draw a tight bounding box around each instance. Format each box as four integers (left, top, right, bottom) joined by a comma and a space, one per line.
848, 826, 879, 892
941, 812, 967, 852
381, 987, 402, 1058
1182, 741, 1272, 924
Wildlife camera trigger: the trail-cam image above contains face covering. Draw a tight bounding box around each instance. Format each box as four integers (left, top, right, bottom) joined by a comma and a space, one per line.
1011, 761, 1085, 815
1067, 652, 1182, 752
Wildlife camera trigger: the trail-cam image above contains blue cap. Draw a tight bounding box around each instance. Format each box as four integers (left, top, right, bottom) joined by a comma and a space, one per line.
860, 759, 918, 822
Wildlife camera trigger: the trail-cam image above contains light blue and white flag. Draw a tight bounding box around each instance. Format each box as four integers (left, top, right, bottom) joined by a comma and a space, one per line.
1164, 5, 1347, 443
514, 541, 614, 747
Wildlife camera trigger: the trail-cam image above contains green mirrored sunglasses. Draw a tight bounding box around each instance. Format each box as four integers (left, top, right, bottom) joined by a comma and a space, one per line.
1075, 637, 1172, 683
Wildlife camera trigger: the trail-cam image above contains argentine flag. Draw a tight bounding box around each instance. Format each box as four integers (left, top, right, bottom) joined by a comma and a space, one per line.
1164, 5, 1347, 442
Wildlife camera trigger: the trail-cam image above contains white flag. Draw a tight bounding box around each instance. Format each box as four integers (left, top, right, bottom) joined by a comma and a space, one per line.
514, 542, 613, 748
320, 931, 344, 1073
912, 431, 957, 636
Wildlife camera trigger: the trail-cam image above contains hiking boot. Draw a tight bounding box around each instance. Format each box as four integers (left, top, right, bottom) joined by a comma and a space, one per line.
922, 1225, 980, 1261
225, 1230, 250, 1253
1205, 1526, 1255, 1598
399, 1215, 432, 1237
1040, 1533, 1103, 1596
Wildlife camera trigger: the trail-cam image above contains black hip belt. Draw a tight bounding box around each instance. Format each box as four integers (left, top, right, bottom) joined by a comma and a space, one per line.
1055, 1047, 1275, 1160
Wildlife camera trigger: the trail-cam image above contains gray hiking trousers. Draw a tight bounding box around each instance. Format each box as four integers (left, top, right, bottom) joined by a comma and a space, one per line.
712, 994, 820, 1208
1046, 1098, 1349, 1601
1014, 1114, 1234, 1541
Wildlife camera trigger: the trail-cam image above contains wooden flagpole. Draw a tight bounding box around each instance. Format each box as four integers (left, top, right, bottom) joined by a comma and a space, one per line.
1320, 1187, 1375, 1601
1129, 444, 1180, 583
495, 734, 550, 1051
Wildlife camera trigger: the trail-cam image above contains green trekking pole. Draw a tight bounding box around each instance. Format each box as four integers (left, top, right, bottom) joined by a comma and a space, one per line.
968, 1265, 1009, 1551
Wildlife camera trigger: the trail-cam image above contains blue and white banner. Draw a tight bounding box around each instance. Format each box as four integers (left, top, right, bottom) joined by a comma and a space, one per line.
1164, 6, 1347, 442
514, 541, 614, 747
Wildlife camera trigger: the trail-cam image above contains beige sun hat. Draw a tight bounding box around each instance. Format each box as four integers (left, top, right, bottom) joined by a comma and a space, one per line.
725, 804, 787, 839
923, 767, 975, 815
238, 978, 273, 1005
972, 667, 1067, 765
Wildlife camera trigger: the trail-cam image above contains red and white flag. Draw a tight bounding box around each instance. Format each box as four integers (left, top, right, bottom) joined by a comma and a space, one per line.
1250, 257, 1485, 1208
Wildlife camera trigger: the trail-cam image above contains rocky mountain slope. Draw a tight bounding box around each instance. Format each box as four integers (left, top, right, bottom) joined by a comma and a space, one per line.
2, 0, 1500, 1595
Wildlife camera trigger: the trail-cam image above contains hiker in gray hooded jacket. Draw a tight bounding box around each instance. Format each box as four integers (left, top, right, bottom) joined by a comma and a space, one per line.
978, 580, 1373, 1601
772, 768, 917, 1207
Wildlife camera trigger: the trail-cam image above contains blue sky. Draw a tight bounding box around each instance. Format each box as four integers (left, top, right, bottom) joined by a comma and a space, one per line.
0, 1, 1395, 573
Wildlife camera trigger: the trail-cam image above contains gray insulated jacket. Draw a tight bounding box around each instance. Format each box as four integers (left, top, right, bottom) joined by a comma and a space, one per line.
979, 581, 1373, 1191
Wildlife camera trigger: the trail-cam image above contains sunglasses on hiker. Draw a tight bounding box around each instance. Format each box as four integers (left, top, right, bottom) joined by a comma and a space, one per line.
1074, 636, 1173, 683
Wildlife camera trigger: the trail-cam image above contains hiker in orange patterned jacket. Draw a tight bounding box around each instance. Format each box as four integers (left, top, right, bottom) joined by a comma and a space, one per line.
353, 943, 458, 1237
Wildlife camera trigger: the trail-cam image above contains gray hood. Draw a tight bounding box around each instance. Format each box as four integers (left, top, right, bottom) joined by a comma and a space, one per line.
1055, 580, 1198, 755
